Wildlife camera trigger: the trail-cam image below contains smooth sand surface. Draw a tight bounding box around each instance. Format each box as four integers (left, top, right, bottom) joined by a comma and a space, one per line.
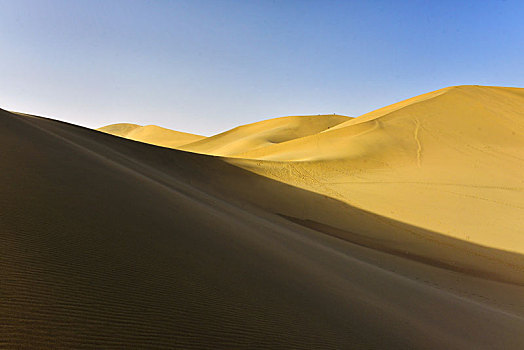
98, 123, 206, 148
1, 86, 524, 349
179, 114, 350, 156
229, 86, 524, 278
97, 122, 142, 137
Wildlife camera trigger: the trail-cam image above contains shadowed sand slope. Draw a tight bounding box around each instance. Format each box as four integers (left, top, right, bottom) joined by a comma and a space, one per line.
98, 123, 206, 148
1, 85, 524, 349
179, 114, 350, 156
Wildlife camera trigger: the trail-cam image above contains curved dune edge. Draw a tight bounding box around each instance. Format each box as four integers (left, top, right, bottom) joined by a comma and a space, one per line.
179, 114, 351, 157
178, 114, 350, 156
97, 122, 142, 137
97, 123, 206, 148
227, 86, 524, 258
97, 115, 350, 155
2, 85, 524, 348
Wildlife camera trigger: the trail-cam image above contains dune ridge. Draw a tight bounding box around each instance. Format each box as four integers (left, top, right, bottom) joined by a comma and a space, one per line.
98, 123, 206, 148
2, 85, 524, 348
227, 86, 524, 257
178, 114, 350, 156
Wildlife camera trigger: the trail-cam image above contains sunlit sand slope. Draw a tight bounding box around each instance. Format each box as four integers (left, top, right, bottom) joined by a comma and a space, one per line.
180, 114, 349, 156
98, 123, 206, 148
229, 86, 524, 265
97, 122, 141, 137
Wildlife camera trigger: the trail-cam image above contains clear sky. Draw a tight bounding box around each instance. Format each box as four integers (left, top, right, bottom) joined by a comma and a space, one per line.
1, 0, 523, 135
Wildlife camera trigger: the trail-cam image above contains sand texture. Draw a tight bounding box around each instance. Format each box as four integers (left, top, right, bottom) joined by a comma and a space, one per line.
1, 85, 524, 349
98, 123, 206, 148
178, 114, 350, 156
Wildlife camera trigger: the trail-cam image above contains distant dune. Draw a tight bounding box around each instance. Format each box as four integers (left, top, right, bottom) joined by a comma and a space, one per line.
97, 122, 142, 137
179, 114, 350, 156
99, 115, 350, 155
98, 123, 206, 148
2, 86, 524, 349
228, 85, 524, 275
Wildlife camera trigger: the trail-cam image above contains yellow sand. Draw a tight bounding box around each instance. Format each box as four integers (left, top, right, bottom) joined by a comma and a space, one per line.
97, 122, 142, 137
228, 86, 524, 256
98, 123, 206, 148
2, 85, 524, 348
179, 114, 350, 156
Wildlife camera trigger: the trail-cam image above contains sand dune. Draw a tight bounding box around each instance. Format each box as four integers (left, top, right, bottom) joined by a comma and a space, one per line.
227, 86, 524, 275
2, 86, 524, 349
98, 123, 206, 148
179, 114, 349, 156
97, 122, 142, 137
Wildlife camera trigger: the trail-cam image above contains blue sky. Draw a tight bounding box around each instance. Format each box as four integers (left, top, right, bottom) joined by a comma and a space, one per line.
1, 0, 523, 135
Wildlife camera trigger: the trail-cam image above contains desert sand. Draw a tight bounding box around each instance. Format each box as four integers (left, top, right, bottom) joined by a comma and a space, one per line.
2, 85, 524, 349
98, 123, 206, 148
178, 114, 349, 156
